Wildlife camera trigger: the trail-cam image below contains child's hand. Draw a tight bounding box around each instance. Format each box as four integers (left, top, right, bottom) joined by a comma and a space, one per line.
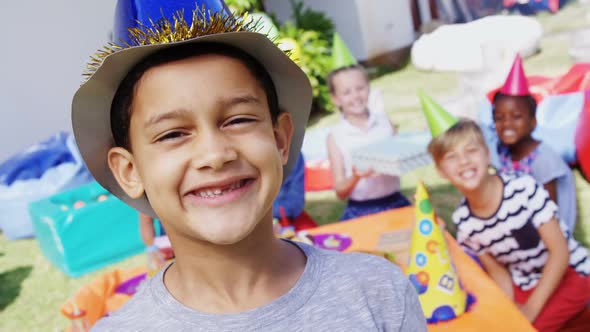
517, 301, 542, 322
353, 167, 375, 179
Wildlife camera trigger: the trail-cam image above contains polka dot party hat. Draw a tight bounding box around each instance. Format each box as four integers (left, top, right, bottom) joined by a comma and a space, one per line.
407, 181, 471, 323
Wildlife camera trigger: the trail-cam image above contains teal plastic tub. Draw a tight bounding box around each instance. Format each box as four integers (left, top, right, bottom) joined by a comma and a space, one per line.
29, 181, 154, 277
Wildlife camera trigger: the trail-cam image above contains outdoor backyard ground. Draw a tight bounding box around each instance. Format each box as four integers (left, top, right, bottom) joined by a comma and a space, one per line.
1, 2, 589, 330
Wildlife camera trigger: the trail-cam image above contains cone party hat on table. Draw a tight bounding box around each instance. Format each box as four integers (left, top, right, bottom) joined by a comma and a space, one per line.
499, 53, 531, 96
331, 33, 357, 71
407, 182, 470, 323
419, 91, 458, 139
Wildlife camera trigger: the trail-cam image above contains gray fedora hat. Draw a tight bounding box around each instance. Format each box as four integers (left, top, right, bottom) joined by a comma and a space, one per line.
71, 4, 312, 218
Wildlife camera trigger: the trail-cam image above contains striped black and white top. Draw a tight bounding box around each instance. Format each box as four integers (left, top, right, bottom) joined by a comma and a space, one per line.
453, 173, 589, 291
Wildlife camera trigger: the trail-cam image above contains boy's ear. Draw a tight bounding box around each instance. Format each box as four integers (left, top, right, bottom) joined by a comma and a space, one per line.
274, 112, 294, 165
107, 147, 145, 199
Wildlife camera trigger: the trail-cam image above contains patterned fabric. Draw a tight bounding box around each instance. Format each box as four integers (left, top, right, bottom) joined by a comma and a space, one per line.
498, 144, 538, 174
340, 191, 411, 221
496, 142, 577, 232
452, 173, 589, 291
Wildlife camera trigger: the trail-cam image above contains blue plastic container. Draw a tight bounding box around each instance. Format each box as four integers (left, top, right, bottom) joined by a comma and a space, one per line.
29, 181, 152, 277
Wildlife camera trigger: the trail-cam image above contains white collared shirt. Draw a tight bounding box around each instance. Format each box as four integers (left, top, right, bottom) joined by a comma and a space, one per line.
330, 92, 401, 201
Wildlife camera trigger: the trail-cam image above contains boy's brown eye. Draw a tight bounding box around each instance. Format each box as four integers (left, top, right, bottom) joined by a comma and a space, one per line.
444, 154, 457, 161
226, 117, 255, 126
157, 131, 186, 142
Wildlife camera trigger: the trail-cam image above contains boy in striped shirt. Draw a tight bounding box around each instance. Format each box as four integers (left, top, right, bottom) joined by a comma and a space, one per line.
427, 119, 590, 332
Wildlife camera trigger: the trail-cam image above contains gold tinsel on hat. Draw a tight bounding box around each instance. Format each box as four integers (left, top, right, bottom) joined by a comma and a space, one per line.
83, 5, 260, 81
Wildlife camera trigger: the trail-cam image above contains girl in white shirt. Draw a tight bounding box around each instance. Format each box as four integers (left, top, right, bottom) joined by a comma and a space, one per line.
326, 65, 410, 220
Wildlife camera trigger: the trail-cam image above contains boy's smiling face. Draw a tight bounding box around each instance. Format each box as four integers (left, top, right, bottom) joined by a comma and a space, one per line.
108, 54, 292, 245
436, 139, 490, 193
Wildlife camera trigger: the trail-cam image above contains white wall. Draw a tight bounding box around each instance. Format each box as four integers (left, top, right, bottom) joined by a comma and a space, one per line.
0, 0, 117, 162
265, 0, 365, 58
264, 0, 415, 61
356, 0, 415, 58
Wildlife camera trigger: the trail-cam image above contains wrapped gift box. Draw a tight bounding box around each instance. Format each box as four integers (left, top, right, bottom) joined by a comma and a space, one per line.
352, 132, 433, 176
29, 181, 147, 277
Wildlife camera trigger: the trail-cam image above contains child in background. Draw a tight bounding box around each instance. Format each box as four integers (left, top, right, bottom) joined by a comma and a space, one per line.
326, 34, 410, 221
138, 213, 168, 275
72, 1, 426, 330
422, 96, 590, 332
272, 152, 305, 223
138, 213, 165, 247
492, 54, 577, 232
272, 151, 317, 230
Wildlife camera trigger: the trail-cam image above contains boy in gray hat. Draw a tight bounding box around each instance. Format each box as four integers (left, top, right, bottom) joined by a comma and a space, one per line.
72, 1, 425, 330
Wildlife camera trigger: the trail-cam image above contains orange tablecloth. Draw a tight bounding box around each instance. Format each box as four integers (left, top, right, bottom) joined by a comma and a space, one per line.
307, 206, 536, 331
61, 266, 146, 327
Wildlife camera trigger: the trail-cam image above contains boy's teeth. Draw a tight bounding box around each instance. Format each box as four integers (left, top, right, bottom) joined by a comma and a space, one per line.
461, 170, 475, 178
195, 180, 247, 198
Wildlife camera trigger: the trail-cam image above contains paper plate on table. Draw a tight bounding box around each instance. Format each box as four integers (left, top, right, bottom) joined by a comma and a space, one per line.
115, 273, 147, 296
311, 233, 352, 251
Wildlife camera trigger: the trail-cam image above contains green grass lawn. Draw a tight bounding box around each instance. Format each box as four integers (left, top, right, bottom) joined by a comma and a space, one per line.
1, 2, 590, 330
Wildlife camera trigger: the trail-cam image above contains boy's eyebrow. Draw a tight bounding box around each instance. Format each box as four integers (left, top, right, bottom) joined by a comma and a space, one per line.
221, 94, 262, 109
144, 94, 262, 128
145, 109, 192, 128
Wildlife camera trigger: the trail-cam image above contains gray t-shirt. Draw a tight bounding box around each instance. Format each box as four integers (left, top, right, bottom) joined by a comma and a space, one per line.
92, 242, 426, 331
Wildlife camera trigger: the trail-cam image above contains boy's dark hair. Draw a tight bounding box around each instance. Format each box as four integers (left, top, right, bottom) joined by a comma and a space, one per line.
111, 43, 281, 149
327, 64, 368, 94
492, 92, 537, 117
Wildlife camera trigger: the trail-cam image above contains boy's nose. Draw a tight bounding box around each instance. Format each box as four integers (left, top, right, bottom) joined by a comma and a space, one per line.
497, 116, 513, 128
458, 153, 470, 165
190, 133, 238, 171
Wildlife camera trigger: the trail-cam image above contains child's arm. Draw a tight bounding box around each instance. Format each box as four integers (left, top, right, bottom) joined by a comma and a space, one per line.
273, 155, 305, 219
520, 217, 569, 322
543, 179, 558, 203
327, 134, 373, 200
479, 253, 514, 300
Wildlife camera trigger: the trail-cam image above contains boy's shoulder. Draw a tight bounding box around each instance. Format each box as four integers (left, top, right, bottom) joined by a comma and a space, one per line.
452, 172, 538, 224
91, 273, 169, 331
92, 244, 419, 331
533, 142, 571, 177
499, 171, 536, 186
310, 243, 407, 284
299, 244, 425, 330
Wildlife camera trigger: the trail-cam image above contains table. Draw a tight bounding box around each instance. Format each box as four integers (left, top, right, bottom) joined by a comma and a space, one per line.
306, 206, 536, 331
